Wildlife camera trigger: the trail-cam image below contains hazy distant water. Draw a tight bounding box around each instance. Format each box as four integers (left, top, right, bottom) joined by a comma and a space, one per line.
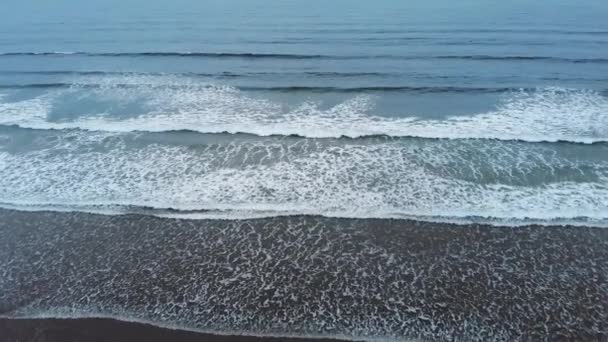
1, 0, 608, 225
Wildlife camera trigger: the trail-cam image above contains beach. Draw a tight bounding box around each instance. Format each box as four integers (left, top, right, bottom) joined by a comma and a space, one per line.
2, 1, 608, 341
1, 208, 607, 341
0, 318, 344, 342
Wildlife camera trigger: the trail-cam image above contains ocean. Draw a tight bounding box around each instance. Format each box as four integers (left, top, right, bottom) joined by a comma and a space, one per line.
1, 0, 608, 340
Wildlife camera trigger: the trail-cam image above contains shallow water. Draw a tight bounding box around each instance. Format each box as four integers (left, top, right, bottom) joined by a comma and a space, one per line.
1, 0, 608, 223
1, 209, 607, 341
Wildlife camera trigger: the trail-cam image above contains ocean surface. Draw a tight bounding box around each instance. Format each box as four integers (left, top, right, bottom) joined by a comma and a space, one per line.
2, 1, 608, 340
1, 0, 608, 225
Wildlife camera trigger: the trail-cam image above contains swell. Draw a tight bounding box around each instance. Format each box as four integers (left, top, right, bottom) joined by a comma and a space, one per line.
2, 51, 608, 63
0, 70, 393, 78
0, 52, 330, 59
249, 28, 608, 35
0, 83, 543, 94
1, 71, 606, 86
435, 55, 608, 63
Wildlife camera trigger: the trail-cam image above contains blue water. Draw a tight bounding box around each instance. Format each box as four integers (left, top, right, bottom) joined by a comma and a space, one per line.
0, 0, 607, 224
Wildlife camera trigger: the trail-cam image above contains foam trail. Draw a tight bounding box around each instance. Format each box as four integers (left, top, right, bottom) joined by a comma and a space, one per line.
1, 210, 607, 340
0, 128, 606, 224
0, 76, 606, 143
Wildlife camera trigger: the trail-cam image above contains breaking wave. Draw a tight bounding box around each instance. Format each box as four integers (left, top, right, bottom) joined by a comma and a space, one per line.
0, 76, 606, 143
0, 126, 607, 224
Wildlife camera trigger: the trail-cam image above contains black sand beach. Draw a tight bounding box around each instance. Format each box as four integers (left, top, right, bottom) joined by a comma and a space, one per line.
1, 208, 607, 341
0, 318, 344, 342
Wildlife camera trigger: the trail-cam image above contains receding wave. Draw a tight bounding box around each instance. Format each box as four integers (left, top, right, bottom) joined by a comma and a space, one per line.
2, 51, 608, 63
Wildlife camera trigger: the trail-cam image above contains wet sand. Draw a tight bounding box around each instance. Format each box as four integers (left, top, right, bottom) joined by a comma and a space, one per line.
1, 209, 607, 341
0, 318, 343, 342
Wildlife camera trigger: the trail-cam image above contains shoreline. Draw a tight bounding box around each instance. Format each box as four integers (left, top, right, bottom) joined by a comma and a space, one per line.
1, 208, 607, 341
0, 317, 349, 342
0, 203, 606, 229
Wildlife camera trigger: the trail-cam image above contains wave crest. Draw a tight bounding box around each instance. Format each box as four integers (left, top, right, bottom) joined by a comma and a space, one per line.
2, 51, 608, 63
0, 76, 607, 143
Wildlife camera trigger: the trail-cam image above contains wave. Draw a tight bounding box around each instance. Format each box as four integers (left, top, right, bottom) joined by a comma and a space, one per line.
0, 82, 538, 94
0, 70, 393, 78
1, 202, 607, 228
417, 28, 608, 35
0, 51, 329, 59
0, 83, 70, 89
435, 55, 608, 63
2, 51, 608, 63
267, 27, 608, 35
0, 76, 606, 143
4, 125, 606, 147
240, 86, 530, 93
2, 70, 605, 86
0, 128, 607, 225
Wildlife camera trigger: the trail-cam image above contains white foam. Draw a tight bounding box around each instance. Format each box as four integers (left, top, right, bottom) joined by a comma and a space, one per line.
1, 75, 607, 224
0, 75, 607, 143
0, 132, 606, 224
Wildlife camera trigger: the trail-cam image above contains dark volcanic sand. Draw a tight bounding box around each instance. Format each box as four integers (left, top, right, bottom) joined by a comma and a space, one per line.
0, 318, 343, 342
1, 209, 607, 341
